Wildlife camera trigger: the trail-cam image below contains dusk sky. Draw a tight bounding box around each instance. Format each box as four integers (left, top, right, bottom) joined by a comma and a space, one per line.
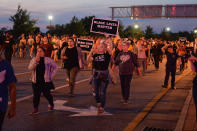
0, 0, 197, 33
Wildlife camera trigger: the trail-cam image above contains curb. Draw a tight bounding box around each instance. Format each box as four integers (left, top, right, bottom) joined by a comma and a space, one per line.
174, 86, 193, 131
124, 69, 192, 131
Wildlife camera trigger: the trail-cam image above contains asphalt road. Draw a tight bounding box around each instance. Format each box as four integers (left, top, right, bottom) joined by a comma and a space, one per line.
2, 57, 193, 131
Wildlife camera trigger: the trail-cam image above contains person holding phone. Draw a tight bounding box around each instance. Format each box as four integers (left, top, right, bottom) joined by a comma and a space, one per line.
28, 47, 58, 115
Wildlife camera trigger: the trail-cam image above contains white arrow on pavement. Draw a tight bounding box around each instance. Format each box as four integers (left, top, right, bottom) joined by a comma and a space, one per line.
54, 100, 112, 117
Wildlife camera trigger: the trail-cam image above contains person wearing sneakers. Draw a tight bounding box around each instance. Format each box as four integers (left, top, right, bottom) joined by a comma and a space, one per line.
61, 37, 84, 97
28, 47, 58, 115
112, 41, 141, 104
0, 44, 17, 130
161, 44, 179, 89
87, 40, 112, 115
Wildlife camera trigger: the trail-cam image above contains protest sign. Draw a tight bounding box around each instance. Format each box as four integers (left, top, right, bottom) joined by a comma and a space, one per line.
77, 38, 94, 51
90, 18, 119, 36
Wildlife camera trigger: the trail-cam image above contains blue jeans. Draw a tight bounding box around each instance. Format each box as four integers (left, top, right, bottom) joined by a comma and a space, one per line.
193, 75, 197, 118
93, 78, 109, 108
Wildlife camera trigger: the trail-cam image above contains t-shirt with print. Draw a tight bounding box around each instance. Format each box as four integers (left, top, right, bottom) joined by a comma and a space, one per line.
0, 59, 17, 112
115, 51, 139, 75
92, 52, 111, 71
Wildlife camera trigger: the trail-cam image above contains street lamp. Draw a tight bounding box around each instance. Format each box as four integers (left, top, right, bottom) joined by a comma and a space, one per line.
48, 15, 53, 26
166, 27, 171, 32
194, 29, 197, 34
134, 24, 139, 29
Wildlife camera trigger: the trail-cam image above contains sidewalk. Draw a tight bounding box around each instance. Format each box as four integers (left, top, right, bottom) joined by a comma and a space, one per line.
134, 69, 193, 131
183, 83, 197, 131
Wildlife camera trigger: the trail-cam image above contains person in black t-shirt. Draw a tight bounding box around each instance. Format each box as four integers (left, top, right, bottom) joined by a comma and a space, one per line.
61, 38, 84, 97
151, 42, 162, 70
161, 44, 179, 89
87, 41, 112, 115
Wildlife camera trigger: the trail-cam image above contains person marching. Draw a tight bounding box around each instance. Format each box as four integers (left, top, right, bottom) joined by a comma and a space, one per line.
19, 33, 27, 58
161, 44, 179, 89
136, 40, 148, 75
61, 38, 84, 97
112, 41, 141, 104
3, 32, 15, 63
40, 36, 54, 58
151, 41, 162, 70
87, 40, 112, 115
189, 49, 197, 120
111, 39, 122, 84
27, 34, 35, 58
0, 44, 17, 130
177, 42, 186, 73
28, 47, 58, 115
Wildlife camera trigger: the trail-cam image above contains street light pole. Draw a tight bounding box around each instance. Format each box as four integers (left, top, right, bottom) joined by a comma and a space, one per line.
48, 15, 53, 27
48, 15, 53, 33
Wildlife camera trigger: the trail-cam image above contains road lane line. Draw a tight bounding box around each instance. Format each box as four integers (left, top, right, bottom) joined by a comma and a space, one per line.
124, 69, 192, 131
175, 89, 192, 131
14, 67, 83, 76
8, 78, 90, 105
15, 72, 31, 76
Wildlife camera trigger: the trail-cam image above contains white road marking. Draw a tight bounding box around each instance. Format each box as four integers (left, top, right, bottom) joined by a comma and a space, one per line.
15, 72, 31, 76
54, 100, 112, 117
8, 78, 90, 105
15, 67, 62, 76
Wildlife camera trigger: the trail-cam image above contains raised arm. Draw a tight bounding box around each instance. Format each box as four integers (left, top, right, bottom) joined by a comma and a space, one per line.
161, 44, 168, 53
28, 57, 37, 70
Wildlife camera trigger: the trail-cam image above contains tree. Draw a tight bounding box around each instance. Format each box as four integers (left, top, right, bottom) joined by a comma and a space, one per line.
80, 16, 95, 36
160, 28, 171, 41
65, 16, 85, 36
118, 21, 125, 38
145, 25, 154, 39
9, 5, 38, 38
124, 25, 144, 39
0, 27, 8, 32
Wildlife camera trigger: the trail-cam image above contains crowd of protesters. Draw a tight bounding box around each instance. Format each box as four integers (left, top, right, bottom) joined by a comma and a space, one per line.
1, 31, 197, 129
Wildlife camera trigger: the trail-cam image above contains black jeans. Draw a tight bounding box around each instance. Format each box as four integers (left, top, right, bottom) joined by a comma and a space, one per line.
180, 56, 185, 72
0, 110, 6, 131
119, 75, 133, 101
164, 67, 176, 88
4, 51, 12, 63
153, 55, 160, 69
192, 76, 197, 118
32, 83, 54, 109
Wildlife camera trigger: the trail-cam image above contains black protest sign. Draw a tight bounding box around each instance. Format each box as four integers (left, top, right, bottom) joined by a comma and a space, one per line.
77, 39, 94, 51
90, 18, 119, 36
179, 37, 187, 42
